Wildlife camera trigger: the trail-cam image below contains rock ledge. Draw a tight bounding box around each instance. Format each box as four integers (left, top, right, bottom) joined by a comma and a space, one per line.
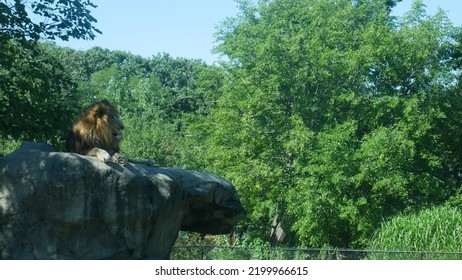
0, 142, 245, 259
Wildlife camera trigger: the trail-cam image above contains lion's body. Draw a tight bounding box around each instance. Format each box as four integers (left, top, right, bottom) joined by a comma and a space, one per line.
66, 99, 124, 162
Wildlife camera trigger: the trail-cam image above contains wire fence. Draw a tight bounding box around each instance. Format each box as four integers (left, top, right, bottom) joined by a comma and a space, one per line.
171, 245, 462, 260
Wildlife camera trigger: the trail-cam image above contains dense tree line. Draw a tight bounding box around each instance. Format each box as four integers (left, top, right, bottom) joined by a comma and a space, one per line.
2, 0, 462, 250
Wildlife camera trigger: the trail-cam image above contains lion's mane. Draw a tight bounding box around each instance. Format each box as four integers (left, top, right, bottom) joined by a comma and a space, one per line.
65, 99, 124, 156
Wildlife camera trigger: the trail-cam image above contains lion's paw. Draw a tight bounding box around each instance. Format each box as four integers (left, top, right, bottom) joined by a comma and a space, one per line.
112, 153, 127, 165
97, 150, 112, 162
87, 147, 112, 162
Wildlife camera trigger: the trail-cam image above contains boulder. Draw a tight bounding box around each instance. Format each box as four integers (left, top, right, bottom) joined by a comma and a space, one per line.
0, 142, 245, 259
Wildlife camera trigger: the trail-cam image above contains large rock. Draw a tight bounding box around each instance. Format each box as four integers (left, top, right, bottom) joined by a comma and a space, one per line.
0, 142, 245, 259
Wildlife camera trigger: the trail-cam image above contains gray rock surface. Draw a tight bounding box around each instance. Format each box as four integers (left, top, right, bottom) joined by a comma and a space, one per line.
0, 142, 245, 259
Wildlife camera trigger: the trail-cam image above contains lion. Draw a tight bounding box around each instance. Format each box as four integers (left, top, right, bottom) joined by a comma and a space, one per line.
66, 99, 153, 165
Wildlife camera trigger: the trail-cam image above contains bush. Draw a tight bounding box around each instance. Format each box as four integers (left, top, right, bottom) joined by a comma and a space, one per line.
0, 137, 21, 155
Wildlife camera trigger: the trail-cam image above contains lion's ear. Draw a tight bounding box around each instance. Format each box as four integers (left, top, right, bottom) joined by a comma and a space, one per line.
95, 106, 106, 119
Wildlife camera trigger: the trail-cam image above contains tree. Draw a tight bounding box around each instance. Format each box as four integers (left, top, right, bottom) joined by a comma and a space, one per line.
0, 0, 100, 42
0, 0, 99, 143
0, 41, 78, 146
208, 0, 462, 247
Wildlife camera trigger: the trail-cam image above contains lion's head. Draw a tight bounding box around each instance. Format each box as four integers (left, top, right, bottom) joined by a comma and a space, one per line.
66, 99, 124, 156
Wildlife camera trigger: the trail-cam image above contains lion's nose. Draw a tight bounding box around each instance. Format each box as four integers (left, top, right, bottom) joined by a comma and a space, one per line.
113, 130, 123, 140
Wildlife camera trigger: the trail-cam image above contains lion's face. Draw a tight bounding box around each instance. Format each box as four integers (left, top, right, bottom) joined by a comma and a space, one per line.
68, 99, 124, 155
108, 113, 124, 147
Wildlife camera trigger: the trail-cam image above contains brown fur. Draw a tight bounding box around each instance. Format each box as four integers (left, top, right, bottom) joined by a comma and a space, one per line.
66, 99, 124, 162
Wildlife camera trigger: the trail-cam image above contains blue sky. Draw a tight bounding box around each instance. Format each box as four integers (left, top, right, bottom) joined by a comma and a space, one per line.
57, 0, 462, 64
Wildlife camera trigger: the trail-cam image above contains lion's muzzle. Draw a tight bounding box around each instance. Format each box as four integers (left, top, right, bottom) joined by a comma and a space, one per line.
113, 131, 123, 141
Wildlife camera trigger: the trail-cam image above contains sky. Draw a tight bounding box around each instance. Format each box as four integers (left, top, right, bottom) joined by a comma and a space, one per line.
57, 0, 462, 65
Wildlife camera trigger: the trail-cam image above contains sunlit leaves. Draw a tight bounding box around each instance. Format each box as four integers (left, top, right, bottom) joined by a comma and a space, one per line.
209, 0, 462, 248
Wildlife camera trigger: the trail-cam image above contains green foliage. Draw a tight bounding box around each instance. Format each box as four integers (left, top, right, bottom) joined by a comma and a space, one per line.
207, 0, 462, 248
0, 136, 20, 155
0, 0, 100, 41
0, 40, 79, 147
368, 206, 462, 259
0, 0, 100, 146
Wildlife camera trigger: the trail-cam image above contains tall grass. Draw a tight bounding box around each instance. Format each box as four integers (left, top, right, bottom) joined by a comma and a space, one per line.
367, 206, 462, 259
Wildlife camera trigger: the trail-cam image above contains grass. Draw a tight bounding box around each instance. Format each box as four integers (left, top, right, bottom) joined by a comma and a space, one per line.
367, 206, 462, 259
